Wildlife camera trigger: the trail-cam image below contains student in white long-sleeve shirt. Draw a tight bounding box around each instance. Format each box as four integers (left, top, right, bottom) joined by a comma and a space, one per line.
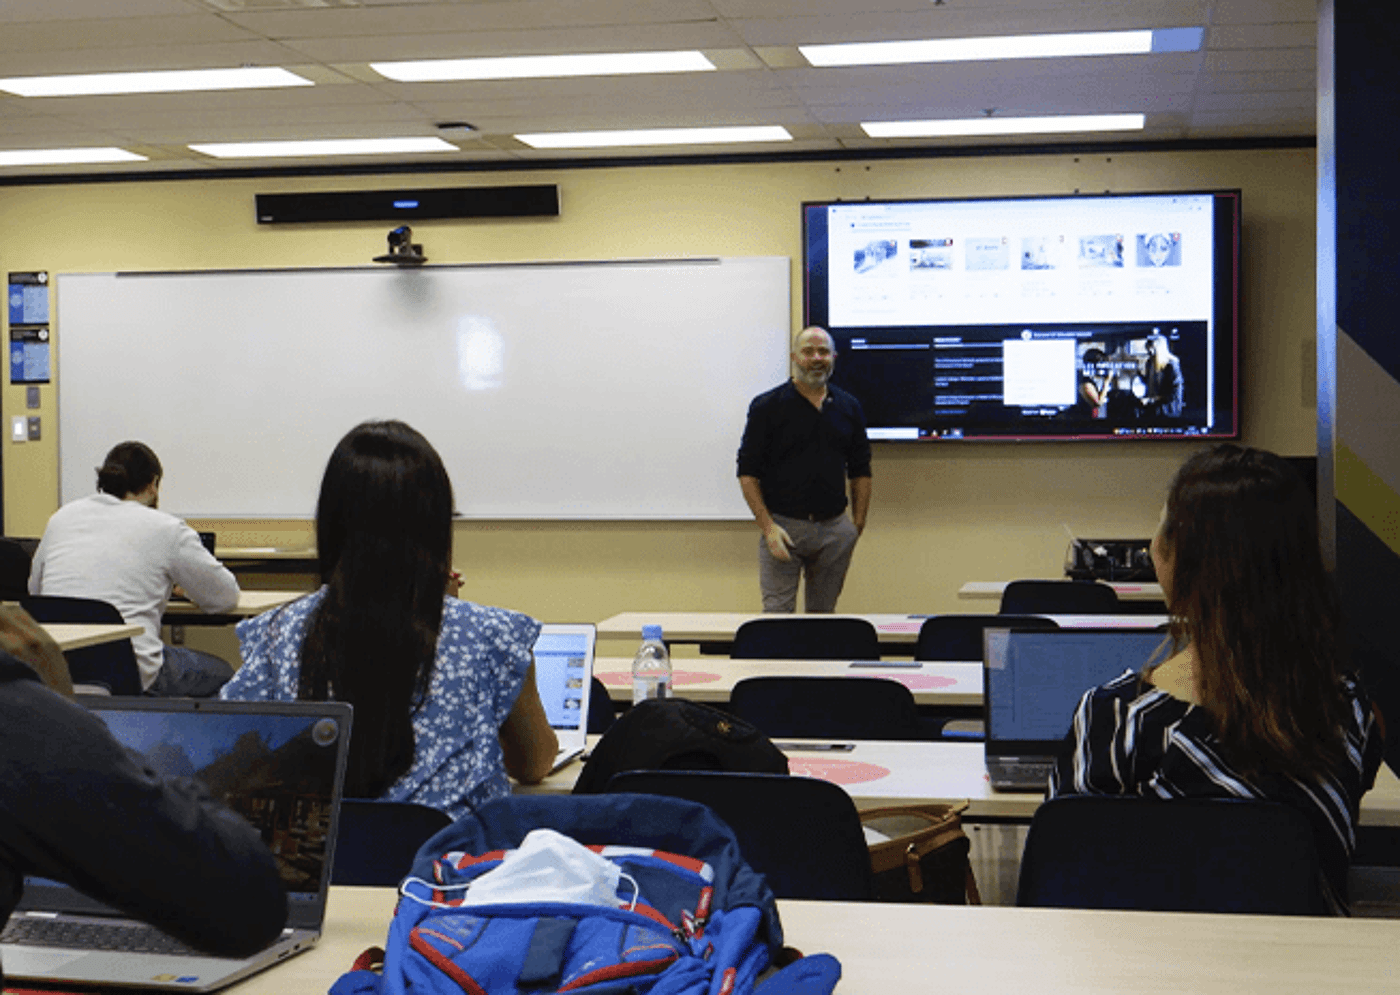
29, 441, 240, 696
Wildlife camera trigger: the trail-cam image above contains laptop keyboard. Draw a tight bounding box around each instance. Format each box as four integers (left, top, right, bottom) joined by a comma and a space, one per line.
992, 761, 1053, 785
2, 916, 200, 956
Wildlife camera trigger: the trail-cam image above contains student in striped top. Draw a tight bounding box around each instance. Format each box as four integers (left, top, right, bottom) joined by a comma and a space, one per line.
1051, 444, 1383, 913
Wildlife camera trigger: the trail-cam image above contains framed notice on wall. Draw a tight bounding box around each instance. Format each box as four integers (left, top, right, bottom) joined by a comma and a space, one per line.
8, 272, 50, 385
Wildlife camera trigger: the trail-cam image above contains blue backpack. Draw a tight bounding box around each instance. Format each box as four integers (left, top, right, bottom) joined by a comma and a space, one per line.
330, 794, 840, 995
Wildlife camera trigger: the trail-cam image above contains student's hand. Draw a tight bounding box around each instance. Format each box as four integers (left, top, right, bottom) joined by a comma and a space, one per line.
764, 523, 794, 562
0, 605, 74, 698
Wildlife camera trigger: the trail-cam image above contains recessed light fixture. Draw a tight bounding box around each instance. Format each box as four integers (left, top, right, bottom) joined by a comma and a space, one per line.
189, 137, 458, 158
862, 114, 1146, 138
0, 147, 147, 166
516, 125, 792, 149
372, 51, 715, 82
0, 67, 314, 97
802, 28, 1201, 67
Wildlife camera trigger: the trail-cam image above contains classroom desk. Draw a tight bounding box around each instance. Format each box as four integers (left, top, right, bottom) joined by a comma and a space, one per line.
592, 656, 983, 706
959, 579, 1165, 601
596, 612, 1169, 650
216, 546, 318, 575
43, 621, 142, 651
524, 737, 1400, 827
225, 886, 1400, 994
162, 590, 301, 626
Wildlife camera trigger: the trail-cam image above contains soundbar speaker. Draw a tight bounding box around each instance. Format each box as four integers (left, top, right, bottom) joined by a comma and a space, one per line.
256, 185, 559, 224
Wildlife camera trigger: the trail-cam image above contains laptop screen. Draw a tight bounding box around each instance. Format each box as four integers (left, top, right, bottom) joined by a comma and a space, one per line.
21, 699, 351, 930
533, 625, 594, 733
985, 629, 1167, 748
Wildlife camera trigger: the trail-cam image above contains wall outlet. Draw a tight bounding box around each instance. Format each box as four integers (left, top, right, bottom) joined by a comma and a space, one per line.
26, 416, 40, 441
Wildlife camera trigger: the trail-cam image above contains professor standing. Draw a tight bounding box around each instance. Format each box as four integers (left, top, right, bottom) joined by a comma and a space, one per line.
736, 326, 872, 613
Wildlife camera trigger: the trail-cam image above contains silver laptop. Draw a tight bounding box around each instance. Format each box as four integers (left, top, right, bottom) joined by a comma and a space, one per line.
1, 697, 352, 992
533, 623, 596, 773
984, 627, 1166, 792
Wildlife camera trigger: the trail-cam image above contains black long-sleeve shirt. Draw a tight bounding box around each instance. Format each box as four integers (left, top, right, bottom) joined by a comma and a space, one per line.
736, 381, 872, 520
0, 653, 287, 981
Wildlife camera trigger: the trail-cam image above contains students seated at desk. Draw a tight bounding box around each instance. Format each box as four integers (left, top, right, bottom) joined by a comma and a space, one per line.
1052, 444, 1383, 913
221, 421, 557, 819
0, 606, 285, 981
29, 441, 241, 696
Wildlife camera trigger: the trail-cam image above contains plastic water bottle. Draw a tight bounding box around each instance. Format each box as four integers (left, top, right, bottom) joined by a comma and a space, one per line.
632, 624, 672, 704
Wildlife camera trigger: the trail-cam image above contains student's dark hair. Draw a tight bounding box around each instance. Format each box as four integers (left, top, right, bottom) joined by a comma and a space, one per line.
300, 420, 454, 798
96, 442, 162, 498
1157, 443, 1348, 779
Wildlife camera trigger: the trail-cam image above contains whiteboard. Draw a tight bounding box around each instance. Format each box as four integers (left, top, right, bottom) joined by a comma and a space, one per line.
56, 258, 790, 519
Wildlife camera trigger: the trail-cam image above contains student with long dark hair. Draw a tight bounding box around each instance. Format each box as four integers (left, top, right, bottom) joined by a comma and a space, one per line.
1051, 444, 1383, 912
221, 421, 556, 815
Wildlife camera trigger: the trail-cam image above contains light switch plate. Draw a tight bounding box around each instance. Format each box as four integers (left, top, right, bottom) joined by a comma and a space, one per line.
11, 416, 26, 442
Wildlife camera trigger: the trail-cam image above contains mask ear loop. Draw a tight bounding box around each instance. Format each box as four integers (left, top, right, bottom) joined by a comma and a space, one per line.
399, 877, 472, 909
617, 871, 639, 911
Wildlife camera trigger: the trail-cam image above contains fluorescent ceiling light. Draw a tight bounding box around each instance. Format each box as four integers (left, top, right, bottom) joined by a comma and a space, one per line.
372, 51, 715, 82
189, 137, 457, 159
516, 125, 792, 149
0, 147, 147, 166
803, 29, 1165, 67
862, 114, 1145, 138
0, 67, 313, 97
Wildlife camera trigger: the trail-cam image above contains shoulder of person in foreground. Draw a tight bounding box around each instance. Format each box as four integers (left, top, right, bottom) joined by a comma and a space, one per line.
0, 654, 286, 957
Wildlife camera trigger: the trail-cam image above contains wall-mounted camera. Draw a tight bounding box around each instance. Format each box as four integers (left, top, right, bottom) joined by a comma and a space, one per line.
373, 225, 427, 265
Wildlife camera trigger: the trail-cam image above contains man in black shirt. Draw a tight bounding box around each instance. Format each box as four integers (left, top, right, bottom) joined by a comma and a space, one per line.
736, 327, 872, 612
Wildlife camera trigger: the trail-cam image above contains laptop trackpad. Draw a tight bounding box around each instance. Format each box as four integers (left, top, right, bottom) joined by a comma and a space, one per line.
2, 946, 89, 974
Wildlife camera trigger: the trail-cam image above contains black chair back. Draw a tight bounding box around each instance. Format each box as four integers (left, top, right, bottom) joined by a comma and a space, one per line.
21, 595, 143, 696
587, 676, 615, 734
915, 614, 1060, 661
999, 580, 1119, 615
730, 617, 880, 660
605, 769, 874, 901
728, 675, 919, 741
1017, 795, 1325, 914
332, 799, 453, 886
0, 538, 33, 601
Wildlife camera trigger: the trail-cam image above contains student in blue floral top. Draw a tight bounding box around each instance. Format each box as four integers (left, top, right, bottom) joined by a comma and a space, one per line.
222, 421, 557, 819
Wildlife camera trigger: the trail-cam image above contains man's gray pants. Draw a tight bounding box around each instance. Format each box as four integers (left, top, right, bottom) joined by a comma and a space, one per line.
758, 512, 859, 613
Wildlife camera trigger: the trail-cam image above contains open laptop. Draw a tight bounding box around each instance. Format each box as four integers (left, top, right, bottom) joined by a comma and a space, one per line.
533, 623, 596, 774
1, 698, 352, 992
984, 627, 1168, 792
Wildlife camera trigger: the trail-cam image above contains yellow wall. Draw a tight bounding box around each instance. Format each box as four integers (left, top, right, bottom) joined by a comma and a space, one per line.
0, 147, 1316, 633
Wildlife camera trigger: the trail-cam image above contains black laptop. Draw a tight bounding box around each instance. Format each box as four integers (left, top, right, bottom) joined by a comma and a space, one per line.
983, 627, 1167, 791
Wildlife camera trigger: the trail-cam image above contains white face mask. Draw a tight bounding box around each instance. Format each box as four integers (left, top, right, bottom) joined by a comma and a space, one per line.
456, 829, 634, 909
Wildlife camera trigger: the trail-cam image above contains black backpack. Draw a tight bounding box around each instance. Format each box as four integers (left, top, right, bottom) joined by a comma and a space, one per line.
573, 698, 789, 794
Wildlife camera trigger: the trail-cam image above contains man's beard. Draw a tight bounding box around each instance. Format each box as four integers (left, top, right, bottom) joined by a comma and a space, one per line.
794, 365, 830, 388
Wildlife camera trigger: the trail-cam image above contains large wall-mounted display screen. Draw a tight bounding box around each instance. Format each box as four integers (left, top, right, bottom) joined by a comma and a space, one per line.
803, 190, 1240, 441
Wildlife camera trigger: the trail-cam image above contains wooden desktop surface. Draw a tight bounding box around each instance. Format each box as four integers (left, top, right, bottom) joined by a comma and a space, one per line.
523, 737, 1400, 826
596, 612, 1169, 645
959, 580, 1165, 601
164, 590, 301, 618
42, 622, 141, 651
592, 656, 983, 705
225, 886, 1400, 994
216, 547, 316, 561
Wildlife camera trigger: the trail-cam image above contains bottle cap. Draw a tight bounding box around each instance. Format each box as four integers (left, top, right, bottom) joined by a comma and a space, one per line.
641, 624, 663, 641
